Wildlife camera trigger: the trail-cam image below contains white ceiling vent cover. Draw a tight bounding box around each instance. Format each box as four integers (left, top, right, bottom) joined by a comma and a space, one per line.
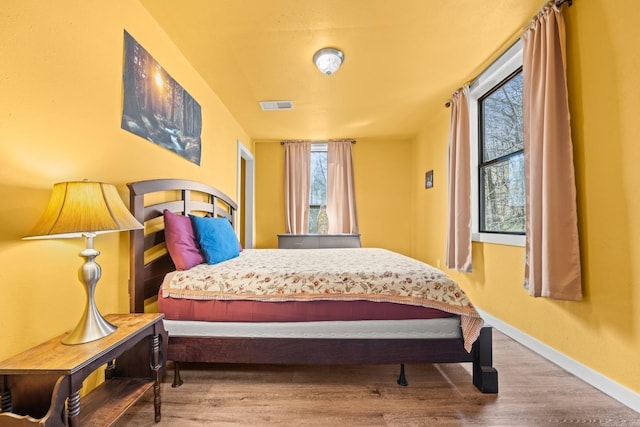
260, 100, 293, 111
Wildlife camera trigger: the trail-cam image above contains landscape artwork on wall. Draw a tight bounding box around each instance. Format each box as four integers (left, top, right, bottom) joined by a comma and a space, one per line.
121, 31, 202, 165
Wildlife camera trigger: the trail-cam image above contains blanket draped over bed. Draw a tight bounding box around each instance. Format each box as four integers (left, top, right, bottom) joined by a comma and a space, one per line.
161, 248, 483, 352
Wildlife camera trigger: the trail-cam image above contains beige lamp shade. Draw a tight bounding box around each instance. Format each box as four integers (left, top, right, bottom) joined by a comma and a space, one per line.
24, 181, 143, 239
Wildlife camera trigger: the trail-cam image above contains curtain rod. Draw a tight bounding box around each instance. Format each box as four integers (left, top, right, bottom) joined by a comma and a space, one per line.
280, 140, 356, 145
443, 36, 518, 108
444, 0, 573, 108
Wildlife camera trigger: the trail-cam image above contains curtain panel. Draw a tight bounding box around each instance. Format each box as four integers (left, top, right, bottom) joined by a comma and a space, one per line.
284, 141, 311, 234
445, 87, 473, 272
327, 141, 359, 234
522, 2, 582, 300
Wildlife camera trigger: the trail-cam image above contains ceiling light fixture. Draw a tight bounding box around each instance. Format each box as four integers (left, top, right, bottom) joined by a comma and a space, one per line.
313, 48, 345, 75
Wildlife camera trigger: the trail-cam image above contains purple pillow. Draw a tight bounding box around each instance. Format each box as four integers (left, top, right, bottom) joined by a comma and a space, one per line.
163, 209, 204, 270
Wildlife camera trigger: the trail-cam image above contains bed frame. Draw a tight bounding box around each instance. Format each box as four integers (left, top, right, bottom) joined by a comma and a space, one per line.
127, 178, 498, 393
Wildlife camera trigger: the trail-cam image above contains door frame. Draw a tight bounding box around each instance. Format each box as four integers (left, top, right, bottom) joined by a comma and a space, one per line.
237, 140, 255, 248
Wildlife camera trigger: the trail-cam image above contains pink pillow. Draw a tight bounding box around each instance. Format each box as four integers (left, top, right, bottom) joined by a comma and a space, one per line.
163, 209, 204, 270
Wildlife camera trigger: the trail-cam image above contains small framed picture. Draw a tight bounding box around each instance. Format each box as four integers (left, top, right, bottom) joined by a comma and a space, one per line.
425, 170, 434, 189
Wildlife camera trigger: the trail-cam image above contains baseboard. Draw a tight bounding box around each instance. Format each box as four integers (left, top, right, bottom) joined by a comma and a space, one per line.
476, 308, 640, 414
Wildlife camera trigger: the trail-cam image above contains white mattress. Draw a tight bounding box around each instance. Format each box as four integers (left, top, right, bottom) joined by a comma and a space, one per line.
163, 317, 462, 340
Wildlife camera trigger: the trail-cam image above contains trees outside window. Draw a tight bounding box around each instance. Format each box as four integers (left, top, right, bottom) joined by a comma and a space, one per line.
308, 143, 327, 233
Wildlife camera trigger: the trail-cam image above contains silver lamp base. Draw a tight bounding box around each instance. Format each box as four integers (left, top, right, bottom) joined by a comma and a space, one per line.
62, 300, 117, 345
62, 234, 117, 345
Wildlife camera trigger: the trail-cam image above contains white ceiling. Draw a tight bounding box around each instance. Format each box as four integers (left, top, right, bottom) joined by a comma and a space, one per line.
141, 0, 544, 141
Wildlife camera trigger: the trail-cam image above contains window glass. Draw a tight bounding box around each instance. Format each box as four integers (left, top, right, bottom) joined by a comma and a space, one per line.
308, 143, 327, 233
479, 152, 525, 233
481, 72, 523, 162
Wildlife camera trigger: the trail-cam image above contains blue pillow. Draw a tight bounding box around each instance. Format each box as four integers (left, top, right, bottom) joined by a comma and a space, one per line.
189, 215, 240, 264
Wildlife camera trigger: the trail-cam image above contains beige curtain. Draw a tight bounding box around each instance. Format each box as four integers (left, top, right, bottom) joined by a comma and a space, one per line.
284, 141, 311, 234
327, 140, 359, 234
522, 2, 582, 300
445, 87, 472, 272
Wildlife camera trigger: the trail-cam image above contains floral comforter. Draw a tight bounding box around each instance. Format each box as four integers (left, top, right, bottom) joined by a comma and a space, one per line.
162, 248, 483, 351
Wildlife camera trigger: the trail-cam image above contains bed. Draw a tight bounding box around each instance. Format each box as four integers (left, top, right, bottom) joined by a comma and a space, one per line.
127, 178, 498, 393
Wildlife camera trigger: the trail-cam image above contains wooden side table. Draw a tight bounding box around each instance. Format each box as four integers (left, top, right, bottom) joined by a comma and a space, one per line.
0, 313, 167, 426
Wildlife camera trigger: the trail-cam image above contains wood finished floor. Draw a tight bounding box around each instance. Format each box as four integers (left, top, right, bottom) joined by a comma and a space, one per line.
117, 331, 640, 426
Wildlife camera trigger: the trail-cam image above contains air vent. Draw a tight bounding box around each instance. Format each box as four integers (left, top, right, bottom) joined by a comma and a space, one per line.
259, 100, 293, 111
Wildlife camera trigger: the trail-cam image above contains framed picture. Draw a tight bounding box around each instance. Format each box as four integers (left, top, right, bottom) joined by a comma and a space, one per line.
121, 31, 202, 165
425, 170, 434, 189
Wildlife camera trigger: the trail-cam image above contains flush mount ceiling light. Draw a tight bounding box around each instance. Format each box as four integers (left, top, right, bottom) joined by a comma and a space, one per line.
313, 48, 345, 75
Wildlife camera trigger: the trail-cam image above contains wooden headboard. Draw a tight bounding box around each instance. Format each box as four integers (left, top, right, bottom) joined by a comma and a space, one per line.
127, 179, 238, 313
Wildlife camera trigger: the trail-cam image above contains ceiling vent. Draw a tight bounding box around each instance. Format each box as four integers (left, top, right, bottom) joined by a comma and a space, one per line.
259, 100, 293, 111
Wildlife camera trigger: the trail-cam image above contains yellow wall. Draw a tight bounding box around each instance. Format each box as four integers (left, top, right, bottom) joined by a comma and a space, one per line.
254, 138, 414, 255
254, 141, 285, 248
0, 1, 250, 360
413, 1, 640, 394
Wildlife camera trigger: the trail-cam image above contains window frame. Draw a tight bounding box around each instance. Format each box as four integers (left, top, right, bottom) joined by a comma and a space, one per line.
468, 39, 525, 247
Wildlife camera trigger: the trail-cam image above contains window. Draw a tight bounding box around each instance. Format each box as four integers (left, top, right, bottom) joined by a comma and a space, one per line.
479, 70, 524, 233
469, 40, 525, 246
308, 143, 327, 233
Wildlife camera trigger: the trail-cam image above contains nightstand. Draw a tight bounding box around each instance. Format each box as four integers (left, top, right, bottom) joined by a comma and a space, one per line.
0, 313, 167, 426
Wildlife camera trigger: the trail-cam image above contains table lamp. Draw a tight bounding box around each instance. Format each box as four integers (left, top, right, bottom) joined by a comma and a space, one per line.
23, 181, 143, 345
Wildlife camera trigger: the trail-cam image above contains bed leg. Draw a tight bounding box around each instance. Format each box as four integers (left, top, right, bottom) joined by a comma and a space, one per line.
472, 327, 498, 393
171, 362, 184, 388
397, 363, 408, 386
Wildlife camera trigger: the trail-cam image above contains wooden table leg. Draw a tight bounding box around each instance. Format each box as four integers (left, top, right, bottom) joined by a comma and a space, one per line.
151, 334, 162, 423
67, 389, 81, 427
1, 376, 11, 413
